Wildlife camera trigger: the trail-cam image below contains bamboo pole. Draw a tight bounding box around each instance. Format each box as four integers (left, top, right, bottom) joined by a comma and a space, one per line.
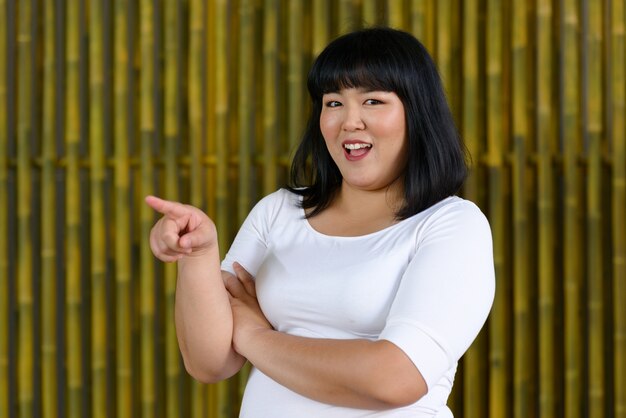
410, 0, 426, 42
0, 0, 10, 414
462, 1, 486, 417
287, 0, 305, 151
511, 1, 532, 417
238, 0, 254, 225
338, 0, 358, 33
387, 0, 405, 30
486, 0, 510, 416
263, 0, 279, 196
188, 0, 209, 416
66, 1, 83, 417
362, 0, 376, 26
114, 0, 133, 417
312, 0, 331, 60
140, 0, 156, 416
17, 1, 34, 416
585, 1, 605, 417
89, 1, 108, 416
536, 1, 556, 417
611, 2, 626, 417
41, 1, 58, 416
163, 0, 181, 417
562, 1, 583, 416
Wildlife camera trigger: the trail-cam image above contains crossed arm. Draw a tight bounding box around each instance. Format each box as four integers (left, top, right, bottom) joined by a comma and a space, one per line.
146, 196, 427, 409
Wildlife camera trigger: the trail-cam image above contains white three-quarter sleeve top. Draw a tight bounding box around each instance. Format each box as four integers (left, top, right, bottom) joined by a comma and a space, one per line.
221, 189, 495, 418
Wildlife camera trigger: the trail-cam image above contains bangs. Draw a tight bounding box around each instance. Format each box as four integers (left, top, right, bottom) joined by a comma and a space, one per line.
307, 33, 402, 100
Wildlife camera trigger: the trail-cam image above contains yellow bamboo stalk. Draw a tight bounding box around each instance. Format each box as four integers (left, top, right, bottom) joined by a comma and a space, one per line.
41, 1, 58, 416
585, 1, 605, 417
163, 0, 181, 416
611, 2, 626, 417
66, 1, 83, 417
214, 0, 230, 258
338, 0, 358, 33
17, 1, 34, 416
190, 0, 203, 206
287, 0, 305, 150
562, 2, 583, 417
387, 0, 405, 30
536, 1, 556, 417
312, 0, 331, 60
238, 0, 254, 225
89, 1, 108, 416
188, 0, 209, 416
512, 1, 532, 417
486, 1, 510, 416
462, 1, 486, 417
435, 0, 452, 104
263, 0, 279, 195
410, 0, 427, 43
362, 0, 379, 26
0, 0, 10, 415
114, 1, 133, 417
140, 0, 156, 416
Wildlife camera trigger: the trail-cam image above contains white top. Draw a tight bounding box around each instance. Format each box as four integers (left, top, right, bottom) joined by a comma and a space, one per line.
222, 189, 495, 418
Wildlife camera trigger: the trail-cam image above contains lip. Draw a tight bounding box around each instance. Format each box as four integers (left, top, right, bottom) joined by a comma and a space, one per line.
341, 139, 372, 162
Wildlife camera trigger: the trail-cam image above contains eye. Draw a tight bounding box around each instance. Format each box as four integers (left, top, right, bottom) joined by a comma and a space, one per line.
325, 100, 342, 108
364, 98, 383, 105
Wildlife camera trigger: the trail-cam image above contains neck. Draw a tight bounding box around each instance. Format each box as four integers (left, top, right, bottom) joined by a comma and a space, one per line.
333, 179, 405, 218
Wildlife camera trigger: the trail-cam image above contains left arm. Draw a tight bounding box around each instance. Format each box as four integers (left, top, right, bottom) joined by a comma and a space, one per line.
225, 264, 427, 410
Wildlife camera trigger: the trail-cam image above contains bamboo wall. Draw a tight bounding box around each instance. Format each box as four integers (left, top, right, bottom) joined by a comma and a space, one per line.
1, 0, 625, 417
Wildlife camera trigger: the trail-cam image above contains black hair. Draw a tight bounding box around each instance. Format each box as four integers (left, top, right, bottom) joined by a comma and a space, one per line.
288, 27, 468, 219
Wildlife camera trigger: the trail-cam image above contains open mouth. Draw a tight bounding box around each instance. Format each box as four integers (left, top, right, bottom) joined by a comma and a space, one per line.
343, 143, 372, 158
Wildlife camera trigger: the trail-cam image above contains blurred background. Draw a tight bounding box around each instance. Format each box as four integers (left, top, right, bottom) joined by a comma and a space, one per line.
1, 0, 625, 417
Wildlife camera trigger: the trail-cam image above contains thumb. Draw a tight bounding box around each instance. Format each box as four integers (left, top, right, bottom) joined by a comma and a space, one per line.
178, 227, 212, 250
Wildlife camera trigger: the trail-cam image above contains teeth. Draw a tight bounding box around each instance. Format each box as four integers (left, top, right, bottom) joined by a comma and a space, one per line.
343, 143, 372, 150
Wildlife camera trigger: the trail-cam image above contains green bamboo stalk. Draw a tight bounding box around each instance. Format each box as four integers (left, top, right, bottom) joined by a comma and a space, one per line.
238, 0, 253, 225
562, 2, 583, 417
89, 1, 108, 417
114, 1, 133, 417
66, 1, 83, 417
287, 0, 305, 150
512, 1, 532, 417
140, 0, 156, 417
17, 1, 34, 416
387, 0, 405, 30
536, 1, 556, 417
0, 0, 10, 414
41, 1, 58, 416
486, 1, 510, 416
611, 2, 626, 417
163, 0, 181, 416
462, 1, 486, 417
263, 0, 279, 195
435, 0, 452, 101
585, 1, 605, 417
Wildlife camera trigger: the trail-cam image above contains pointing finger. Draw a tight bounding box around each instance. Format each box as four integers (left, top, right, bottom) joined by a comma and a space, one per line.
145, 195, 190, 219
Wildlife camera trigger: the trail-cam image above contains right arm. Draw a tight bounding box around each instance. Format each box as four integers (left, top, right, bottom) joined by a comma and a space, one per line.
146, 196, 246, 382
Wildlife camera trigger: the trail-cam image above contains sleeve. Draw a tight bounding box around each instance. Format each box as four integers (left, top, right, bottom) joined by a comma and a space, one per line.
378, 201, 495, 390
220, 190, 284, 277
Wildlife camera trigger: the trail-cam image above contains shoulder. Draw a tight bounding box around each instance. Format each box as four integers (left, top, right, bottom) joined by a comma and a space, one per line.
416, 196, 492, 244
245, 188, 302, 227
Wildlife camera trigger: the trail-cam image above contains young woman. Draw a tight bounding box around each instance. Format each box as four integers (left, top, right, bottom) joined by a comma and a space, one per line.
146, 27, 495, 418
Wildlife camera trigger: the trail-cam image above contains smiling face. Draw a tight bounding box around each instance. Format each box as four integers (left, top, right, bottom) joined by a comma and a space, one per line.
319, 88, 408, 194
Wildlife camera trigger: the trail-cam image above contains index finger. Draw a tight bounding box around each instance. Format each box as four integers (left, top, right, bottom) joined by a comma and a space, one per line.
145, 195, 189, 218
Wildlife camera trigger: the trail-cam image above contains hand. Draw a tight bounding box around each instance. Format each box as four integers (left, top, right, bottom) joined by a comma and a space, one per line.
224, 263, 273, 355
145, 195, 218, 262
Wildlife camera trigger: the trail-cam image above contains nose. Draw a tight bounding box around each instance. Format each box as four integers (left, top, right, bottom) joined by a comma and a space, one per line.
342, 106, 365, 131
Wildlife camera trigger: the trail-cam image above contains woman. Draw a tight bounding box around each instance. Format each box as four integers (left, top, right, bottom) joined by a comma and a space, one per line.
147, 27, 495, 417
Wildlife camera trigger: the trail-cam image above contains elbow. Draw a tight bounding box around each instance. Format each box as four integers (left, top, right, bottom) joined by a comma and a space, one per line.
182, 356, 235, 384
374, 381, 427, 409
